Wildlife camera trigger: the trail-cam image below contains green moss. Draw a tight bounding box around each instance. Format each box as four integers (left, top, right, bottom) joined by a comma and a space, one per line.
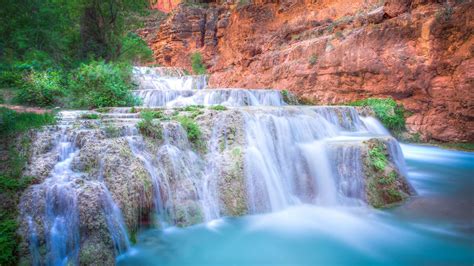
95, 107, 111, 113
140, 110, 167, 120
365, 140, 407, 208
309, 54, 318, 65
181, 105, 204, 112
80, 113, 100, 120
176, 116, 201, 144
368, 144, 387, 171
191, 52, 207, 75
0, 131, 38, 265
349, 98, 405, 133
209, 105, 227, 111
173, 202, 204, 227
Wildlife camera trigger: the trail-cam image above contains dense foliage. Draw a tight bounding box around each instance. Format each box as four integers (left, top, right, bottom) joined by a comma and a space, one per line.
349, 98, 406, 132
15, 70, 65, 107
0, 108, 57, 136
69, 61, 140, 108
0, 0, 156, 109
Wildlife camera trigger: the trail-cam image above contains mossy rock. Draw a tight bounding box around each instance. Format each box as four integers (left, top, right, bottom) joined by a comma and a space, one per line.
363, 138, 412, 208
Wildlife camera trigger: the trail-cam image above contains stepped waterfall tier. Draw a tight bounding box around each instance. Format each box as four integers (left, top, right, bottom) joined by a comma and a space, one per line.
15, 67, 473, 266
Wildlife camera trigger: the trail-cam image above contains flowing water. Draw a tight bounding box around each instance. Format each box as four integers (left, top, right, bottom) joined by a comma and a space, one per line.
19, 67, 473, 265
117, 144, 474, 266
117, 68, 472, 265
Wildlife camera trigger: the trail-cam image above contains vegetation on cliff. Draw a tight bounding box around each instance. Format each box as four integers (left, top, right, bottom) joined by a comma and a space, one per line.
349, 98, 406, 133
0, 0, 155, 109
364, 139, 410, 208
191, 52, 207, 75
0, 108, 56, 265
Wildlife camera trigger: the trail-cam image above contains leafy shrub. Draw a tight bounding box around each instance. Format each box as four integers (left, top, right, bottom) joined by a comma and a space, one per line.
15, 70, 64, 107
191, 52, 206, 75
176, 116, 202, 144
69, 61, 140, 108
349, 98, 405, 132
137, 111, 162, 139
0, 107, 56, 136
0, 69, 22, 89
209, 105, 227, 111
0, 214, 18, 265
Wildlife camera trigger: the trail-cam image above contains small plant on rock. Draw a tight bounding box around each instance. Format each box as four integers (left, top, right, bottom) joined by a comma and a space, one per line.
137, 111, 162, 139
309, 54, 318, 66
209, 105, 227, 111
191, 52, 207, 75
349, 98, 406, 133
368, 144, 387, 171
80, 113, 100, 120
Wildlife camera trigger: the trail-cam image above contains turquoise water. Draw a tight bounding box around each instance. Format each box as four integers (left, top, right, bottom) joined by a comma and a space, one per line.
117, 144, 474, 266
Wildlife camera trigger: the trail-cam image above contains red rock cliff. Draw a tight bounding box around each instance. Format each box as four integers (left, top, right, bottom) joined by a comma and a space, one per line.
147, 0, 474, 142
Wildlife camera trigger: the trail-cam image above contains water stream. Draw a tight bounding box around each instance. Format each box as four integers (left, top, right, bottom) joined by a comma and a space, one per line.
19, 67, 473, 265
117, 144, 474, 266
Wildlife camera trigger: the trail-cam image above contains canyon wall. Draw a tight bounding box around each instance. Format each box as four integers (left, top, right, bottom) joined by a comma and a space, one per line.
146, 0, 474, 142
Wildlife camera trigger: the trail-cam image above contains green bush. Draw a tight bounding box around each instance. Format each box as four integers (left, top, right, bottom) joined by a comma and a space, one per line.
176, 116, 202, 144
349, 98, 405, 132
69, 61, 140, 108
15, 70, 64, 107
0, 107, 56, 136
137, 111, 162, 139
0, 213, 18, 266
191, 52, 207, 75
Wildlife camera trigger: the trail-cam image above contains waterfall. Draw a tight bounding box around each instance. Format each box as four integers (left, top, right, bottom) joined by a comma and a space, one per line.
97, 159, 131, 256
42, 132, 81, 266
21, 111, 133, 265
100, 185, 131, 255
132, 66, 285, 107
242, 106, 387, 212
18, 66, 414, 264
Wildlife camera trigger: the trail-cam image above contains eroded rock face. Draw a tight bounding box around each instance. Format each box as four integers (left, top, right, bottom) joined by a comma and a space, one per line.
147, 0, 474, 142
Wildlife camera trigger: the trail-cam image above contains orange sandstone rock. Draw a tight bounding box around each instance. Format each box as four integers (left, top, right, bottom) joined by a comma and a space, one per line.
144, 0, 474, 142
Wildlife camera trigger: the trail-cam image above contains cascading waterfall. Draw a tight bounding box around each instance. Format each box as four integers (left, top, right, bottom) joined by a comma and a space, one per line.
22, 112, 132, 265
18, 67, 417, 265
42, 132, 81, 266
242, 107, 374, 212
133, 67, 285, 107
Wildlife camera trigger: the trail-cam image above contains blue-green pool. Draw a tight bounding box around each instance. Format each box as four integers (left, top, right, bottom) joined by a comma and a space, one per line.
117, 144, 474, 266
